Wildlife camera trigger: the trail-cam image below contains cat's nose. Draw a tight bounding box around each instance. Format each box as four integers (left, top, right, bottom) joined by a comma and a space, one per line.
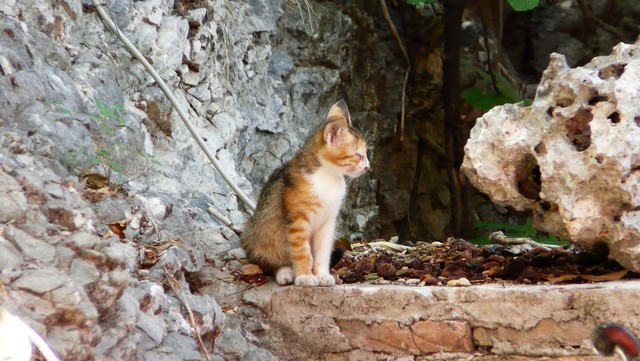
363, 160, 370, 171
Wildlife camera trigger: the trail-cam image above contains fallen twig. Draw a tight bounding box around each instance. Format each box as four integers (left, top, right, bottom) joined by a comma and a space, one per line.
489, 231, 560, 251
164, 266, 211, 361
207, 207, 242, 235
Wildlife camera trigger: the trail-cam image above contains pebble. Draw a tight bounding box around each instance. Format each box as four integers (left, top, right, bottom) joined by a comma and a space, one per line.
447, 277, 472, 287
12, 268, 67, 294
405, 278, 420, 286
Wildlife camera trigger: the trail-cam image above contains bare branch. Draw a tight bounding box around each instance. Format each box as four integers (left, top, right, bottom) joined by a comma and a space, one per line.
379, 0, 410, 141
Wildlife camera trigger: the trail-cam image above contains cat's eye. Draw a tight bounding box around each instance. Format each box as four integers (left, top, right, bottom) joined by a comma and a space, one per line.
355, 153, 364, 160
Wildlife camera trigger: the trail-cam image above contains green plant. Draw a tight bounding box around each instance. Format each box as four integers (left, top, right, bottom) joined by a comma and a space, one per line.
506, 0, 539, 12
469, 218, 567, 246
54, 98, 156, 184
407, 0, 437, 6
461, 63, 533, 111
407, 0, 539, 11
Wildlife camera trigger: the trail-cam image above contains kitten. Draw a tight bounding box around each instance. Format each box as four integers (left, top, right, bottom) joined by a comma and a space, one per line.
241, 100, 369, 287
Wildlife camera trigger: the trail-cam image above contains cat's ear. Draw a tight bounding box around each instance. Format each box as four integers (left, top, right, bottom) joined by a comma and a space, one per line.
326, 100, 351, 126
324, 100, 350, 146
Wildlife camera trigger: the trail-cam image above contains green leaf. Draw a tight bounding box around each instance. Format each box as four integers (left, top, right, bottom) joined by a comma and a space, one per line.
461, 87, 515, 111
407, 0, 437, 5
88, 157, 101, 166
107, 160, 125, 172
96, 150, 110, 158
507, 0, 539, 11
470, 218, 568, 246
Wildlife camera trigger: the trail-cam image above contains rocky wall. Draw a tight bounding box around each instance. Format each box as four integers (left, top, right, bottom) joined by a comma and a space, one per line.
0, 0, 400, 359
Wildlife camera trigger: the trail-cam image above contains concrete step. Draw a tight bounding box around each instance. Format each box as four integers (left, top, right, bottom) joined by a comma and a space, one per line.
244, 280, 640, 360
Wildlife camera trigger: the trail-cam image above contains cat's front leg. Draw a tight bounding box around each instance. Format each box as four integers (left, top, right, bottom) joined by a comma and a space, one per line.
287, 215, 319, 287
312, 218, 337, 287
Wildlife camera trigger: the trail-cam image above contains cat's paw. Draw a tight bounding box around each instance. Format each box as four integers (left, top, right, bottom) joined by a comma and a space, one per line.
275, 266, 295, 285
316, 273, 336, 287
294, 274, 320, 287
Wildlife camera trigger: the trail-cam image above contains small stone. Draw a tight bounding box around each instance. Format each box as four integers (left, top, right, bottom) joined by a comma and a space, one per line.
63, 231, 98, 250
0, 239, 22, 270
45, 205, 84, 230
226, 248, 246, 260
372, 279, 390, 285
146, 8, 163, 26
183, 294, 224, 333
138, 282, 164, 314
44, 182, 64, 199
69, 258, 100, 286
182, 70, 200, 86
375, 262, 396, 280
406, 278, 420, 286
447, 278, 472, 287
0, 172, 27, 223
95, 328, 119, 356
102, 240, 138, 270
4, 226, 55, 264
186, 8, 207, 26
136, 311, 166, 346
242, 264, 263, 276
48, 283, 98, 319
160, 246, 200, 273
159, 332, 203, 360
115, 288, 140, 329
13, 268, 66, 294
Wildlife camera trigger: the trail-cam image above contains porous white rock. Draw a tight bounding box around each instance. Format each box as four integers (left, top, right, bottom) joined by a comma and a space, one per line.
462, 41, 640, 272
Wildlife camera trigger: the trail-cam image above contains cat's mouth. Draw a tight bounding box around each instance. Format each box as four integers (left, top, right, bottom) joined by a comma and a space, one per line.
348, 167, 368, 178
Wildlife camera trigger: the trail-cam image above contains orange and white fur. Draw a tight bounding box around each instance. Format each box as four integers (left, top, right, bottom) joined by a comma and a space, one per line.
241, 100, 369, 286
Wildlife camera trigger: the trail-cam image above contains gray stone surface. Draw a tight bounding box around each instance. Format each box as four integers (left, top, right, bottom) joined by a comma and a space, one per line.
0, 0, 389, 359
12, 268, 67, 294
4, 226, 56, 264
69, 258, 100, 286
0, 240, 22, 270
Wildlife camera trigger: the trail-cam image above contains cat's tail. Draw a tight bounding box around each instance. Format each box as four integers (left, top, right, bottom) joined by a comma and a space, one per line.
330, 246, 346, 268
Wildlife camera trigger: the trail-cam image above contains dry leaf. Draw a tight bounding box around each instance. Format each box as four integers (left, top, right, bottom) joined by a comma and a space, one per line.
335, 238, 352, 251
108, 222, 126, 239
547, 274, 579, 284
580, 270, 628, 282
80, 173, 109, 189
242, 264, 263, 276
367, 241, 415, 252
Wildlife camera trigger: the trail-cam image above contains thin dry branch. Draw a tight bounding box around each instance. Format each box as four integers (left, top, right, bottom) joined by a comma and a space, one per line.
207, 207, 242, 235
576, 0, 624, 41
489, 231, 560, 251
379, 0, 410, 141
90, 0, 257, 213
164, 266, 212, 361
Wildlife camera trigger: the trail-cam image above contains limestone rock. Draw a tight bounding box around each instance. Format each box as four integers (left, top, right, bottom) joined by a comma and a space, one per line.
462, 41, 640, 272
0, 0, 384, 359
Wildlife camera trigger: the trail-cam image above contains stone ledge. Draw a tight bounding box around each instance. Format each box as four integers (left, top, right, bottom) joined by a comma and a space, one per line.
244, 280, 640, 360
